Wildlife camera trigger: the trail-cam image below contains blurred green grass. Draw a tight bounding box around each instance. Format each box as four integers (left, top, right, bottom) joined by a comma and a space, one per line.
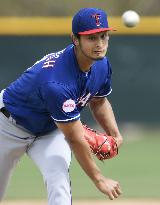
5, 134, 160, 200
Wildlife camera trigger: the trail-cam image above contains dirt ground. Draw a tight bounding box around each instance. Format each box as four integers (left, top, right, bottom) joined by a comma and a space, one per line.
1, 199, 160, 205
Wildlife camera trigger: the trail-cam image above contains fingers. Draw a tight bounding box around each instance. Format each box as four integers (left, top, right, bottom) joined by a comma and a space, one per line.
108, 193, 114, 200
108, 183, 122, 200
96, 177, 122, 200
108, 189, 121, 200
115, 185, 122, 195
112, 188, 121, 198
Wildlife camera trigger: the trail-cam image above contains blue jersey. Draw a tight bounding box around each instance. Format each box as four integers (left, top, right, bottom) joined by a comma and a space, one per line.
3, 44, 112, 136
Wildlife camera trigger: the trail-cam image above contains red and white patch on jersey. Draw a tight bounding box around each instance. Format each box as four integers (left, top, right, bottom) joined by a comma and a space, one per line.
62, 99, 76, 113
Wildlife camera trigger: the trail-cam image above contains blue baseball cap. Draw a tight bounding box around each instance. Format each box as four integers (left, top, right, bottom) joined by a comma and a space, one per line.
72, 8, 115, 35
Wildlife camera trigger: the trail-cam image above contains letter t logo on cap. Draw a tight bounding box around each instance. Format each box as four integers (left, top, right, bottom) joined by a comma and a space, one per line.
91, 14, 101, 26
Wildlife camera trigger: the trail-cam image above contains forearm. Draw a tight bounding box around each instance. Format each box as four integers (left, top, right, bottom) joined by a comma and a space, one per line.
56, 120, 122, 199
89, 98, 123, 145
69, 134, 102, 182
56, 121, 102, 183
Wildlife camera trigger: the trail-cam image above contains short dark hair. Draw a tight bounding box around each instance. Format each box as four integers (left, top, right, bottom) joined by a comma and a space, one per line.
74, 33, 80, 39
71, 33, 81, 46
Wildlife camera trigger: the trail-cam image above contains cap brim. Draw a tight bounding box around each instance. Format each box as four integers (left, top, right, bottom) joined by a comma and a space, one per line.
78, 27, 116, 35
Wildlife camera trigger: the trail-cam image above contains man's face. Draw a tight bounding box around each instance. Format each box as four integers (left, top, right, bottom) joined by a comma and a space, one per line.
77, 31, 109, 61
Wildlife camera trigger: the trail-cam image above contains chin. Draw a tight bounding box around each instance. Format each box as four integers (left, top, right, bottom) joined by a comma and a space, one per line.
92, 52, 106, 61
92, 56, 105, 61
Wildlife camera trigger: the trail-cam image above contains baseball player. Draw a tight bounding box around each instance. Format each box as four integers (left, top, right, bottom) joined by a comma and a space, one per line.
0, 8, 123, 204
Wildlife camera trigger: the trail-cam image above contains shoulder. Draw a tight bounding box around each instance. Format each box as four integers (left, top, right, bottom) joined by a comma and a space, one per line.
36, 44, 73, 69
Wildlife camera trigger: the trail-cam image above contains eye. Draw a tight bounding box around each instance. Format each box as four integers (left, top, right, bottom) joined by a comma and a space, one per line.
88, 35, 96, 40
101, 33, 109, 40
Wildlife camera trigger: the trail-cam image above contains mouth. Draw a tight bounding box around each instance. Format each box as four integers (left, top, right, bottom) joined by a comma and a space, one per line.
93, 50, 104, 56
94, 50, 103, 54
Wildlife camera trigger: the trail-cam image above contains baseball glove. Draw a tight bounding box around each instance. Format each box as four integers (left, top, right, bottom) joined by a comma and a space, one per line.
83, 124, 118, 161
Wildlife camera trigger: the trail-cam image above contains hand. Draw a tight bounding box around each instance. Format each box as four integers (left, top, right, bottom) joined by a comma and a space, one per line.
94, 176, 122, 200
83, 124, 118, 160
114, 134, 123, 148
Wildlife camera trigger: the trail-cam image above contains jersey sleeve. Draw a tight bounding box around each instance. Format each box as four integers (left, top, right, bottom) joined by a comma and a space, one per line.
94, 60, 112, 97
40, 82, 80, 122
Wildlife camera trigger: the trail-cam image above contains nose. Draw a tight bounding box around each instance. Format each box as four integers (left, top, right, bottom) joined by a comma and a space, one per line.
96, 38, 108, 49
96, 38, 104, 48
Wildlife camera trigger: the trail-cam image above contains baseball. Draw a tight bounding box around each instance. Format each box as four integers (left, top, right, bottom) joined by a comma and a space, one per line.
122, 10, 140, 27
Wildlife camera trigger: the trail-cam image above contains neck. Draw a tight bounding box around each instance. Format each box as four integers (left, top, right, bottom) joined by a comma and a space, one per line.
74, 47, 94, 72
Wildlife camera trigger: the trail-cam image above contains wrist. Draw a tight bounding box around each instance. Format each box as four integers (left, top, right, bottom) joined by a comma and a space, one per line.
92, 173, 104, 185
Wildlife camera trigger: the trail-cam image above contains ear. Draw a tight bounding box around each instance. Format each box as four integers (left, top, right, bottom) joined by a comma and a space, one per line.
71, 33, 79, 46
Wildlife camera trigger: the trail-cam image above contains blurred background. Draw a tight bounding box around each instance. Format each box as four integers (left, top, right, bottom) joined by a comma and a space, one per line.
0, 0, 160, 203
0, 0, 160, 16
